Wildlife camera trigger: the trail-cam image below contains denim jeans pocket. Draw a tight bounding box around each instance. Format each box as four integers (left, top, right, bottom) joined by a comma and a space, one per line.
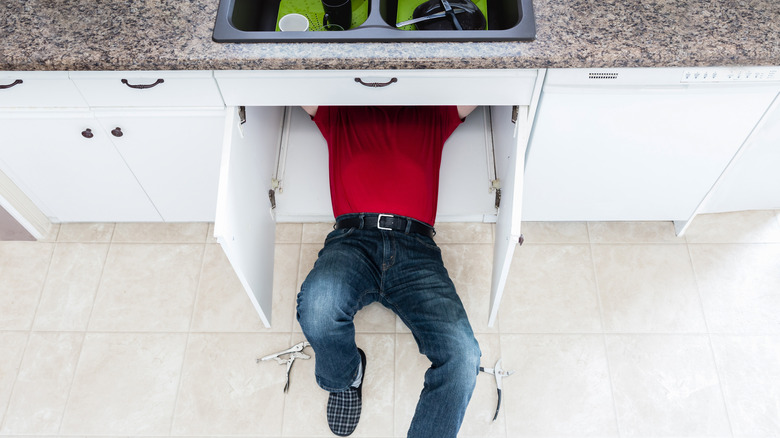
324, 227, 355, 245
412, 234, 441, 252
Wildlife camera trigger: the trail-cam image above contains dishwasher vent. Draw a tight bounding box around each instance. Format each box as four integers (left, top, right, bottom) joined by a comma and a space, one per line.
588, 72, 620, 80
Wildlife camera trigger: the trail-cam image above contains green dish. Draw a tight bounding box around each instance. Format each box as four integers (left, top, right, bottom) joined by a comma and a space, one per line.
276, 0, 369, 31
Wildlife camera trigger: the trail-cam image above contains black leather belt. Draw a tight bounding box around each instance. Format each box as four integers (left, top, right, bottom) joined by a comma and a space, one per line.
335, 214, 435, 238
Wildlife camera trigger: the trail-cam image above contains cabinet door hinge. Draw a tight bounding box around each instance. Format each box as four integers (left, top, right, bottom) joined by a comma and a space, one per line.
268, 189, 276, 209
238, 106, 247, 125
511, 105, 519, 124
491, 179, 502, 209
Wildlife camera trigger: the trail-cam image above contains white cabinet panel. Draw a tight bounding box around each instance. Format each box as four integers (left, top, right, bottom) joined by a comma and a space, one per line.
437, 107, 499, 222
273, 106, 497, 223
489, 105, 528, 327
0, 71, 88, 109
524, 82, 778, 222
272, 107, 331, 221
0, 110, 160, 222
69, 71, 224, 108
95, 108, 225, 222
702, 92, 780, 213
215, 69, 538, 107
214, 106, 284, 328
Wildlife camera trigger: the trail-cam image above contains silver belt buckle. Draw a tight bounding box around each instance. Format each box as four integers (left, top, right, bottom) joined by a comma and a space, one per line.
376, 214, 394, 231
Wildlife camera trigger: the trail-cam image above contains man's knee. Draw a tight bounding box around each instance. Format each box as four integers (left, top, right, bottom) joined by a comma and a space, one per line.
296, 273, 354, 334
457, 336, 482, 381
432, 333, 482, 386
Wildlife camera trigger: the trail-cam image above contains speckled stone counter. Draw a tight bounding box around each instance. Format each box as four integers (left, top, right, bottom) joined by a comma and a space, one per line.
1, 0, 779, 71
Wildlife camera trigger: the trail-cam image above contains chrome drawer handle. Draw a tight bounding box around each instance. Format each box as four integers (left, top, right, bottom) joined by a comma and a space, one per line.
354, 77, 398, 88
121, 78, 164, 89
0, 79, 23, 89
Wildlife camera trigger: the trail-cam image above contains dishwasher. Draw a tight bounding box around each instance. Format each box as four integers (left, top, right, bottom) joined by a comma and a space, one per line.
522, 67, 780, 234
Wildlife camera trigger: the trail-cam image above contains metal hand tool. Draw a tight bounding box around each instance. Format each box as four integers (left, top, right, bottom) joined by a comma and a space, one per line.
439, 0, 463, 30
259, 341, 311, 392
395, 8, 467, 28
259, 341, 310, 361
479, 358, 515, 421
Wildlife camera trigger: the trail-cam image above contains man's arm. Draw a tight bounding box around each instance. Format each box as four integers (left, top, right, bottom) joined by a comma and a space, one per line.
457, 106, 477, 119
302, 106, 318, 117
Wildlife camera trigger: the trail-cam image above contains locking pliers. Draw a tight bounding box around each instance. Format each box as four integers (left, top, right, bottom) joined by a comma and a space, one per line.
479, 358, 515, 421
258, 341, 311, 392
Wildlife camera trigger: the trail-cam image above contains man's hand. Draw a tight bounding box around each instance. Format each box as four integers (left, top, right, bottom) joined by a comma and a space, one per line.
302, 106, 318, 117
457, 106, 477, 119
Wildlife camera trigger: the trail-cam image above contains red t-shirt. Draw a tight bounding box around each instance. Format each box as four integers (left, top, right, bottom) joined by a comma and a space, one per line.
313, 106, 463, 226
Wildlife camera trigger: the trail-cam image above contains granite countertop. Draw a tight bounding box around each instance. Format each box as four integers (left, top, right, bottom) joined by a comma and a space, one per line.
1, 0, 779, 71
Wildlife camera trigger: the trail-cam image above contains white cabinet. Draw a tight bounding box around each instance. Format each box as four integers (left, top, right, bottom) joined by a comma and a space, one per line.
213, 68, 543, 328
214, 69, 539, 106
489, 105, 531, 325
0, 70, 227, 223
701, 92, 780, 213
94, 108, 226, 222
216, 103, 535, 328
5, 66, 780, 330
214, 68, 541, 328
70, 71, 227, 222
214, 106, 285, 327
523, 68, 780, 233
0, 110, 160, 222
69, 71, 224, 108
0, 71, 88, 109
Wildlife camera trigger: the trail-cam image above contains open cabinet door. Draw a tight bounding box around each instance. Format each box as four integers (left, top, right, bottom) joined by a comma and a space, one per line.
488, 106, 531, 327
214, 106, 284, 328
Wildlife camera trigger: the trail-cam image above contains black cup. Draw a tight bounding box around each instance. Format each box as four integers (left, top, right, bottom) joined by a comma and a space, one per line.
321, 0, 351, 30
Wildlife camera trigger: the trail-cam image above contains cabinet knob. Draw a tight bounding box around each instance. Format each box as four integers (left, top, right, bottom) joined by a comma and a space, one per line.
81, 128, 94, 139
111, 127, 124, 137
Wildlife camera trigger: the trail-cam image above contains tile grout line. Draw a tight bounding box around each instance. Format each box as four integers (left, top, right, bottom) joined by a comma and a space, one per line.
55, 228, 114, 435
50, 331, 87, 436
23, 240, 57, 332
497, 332, 509, 438
168, 241, 209, 436
586, 222, 624, 438
393, 331, 400, 438
280, 236, 306, 437
79, 236, 113, 334
278, 330, 296, 437
393, 332, 399, 437
0, 239, 56, 433
685, 242, 737, 438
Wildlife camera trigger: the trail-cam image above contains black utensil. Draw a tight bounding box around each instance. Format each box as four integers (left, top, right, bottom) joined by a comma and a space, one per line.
411, 0, 485, 30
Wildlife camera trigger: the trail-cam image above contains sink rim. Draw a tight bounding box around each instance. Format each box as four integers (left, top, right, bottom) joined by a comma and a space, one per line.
213, 0, 535, 42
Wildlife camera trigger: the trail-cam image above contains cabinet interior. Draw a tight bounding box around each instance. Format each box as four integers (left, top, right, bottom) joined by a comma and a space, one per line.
257, 105, 514, 224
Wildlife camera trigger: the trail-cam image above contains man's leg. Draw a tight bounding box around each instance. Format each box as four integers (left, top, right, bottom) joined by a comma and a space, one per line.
381, 233, 482, 438
296, 228, 380, 392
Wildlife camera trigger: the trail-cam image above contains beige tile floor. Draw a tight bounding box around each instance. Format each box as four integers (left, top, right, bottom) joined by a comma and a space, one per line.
1, 210, 780, 437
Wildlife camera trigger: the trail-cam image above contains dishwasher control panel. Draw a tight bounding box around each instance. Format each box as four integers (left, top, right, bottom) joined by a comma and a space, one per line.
681, 67, 780, 83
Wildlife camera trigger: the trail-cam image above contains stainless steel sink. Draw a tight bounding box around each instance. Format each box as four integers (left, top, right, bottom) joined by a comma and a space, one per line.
212, 0, 535, 42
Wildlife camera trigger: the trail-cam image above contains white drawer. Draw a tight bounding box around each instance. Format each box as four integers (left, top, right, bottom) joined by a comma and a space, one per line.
0, 71, 88, 108
69, 71, 225, 107
214, 69, 538, 106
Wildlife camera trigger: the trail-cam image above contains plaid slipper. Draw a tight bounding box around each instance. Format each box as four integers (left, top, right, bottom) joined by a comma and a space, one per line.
326, 349, 366, 437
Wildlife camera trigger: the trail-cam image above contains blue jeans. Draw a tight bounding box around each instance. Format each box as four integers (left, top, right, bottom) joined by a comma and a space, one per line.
296, 215, 482, 438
